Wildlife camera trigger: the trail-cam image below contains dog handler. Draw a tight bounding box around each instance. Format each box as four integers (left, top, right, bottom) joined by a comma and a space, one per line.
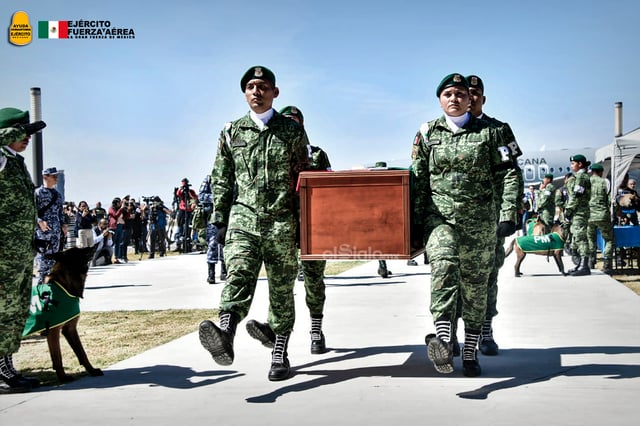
0, 107, 46, 392
411, 74, 519, 377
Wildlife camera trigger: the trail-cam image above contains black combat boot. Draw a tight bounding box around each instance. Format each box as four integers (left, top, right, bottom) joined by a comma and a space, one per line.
219, 261, 227, 281
377, 260, 392, 278
268, 333, 291, 381
310, 315, 327, 354
207, 263, 216, 284
462, 330, 482, 377
0, 354, 39, 393
567, 249, 581, 274
478, 319, 499, 356
603, 258, 613, 275
246, 320, 275, 348
199, 311, 239, 366
425, 319, 454, 374
571, 256, 591, 276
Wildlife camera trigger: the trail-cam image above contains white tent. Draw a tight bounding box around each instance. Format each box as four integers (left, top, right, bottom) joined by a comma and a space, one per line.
595, 127, 640, 203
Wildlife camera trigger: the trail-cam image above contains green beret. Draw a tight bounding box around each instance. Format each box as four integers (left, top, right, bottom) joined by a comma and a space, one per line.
570, 154, 591, 167
544, 173, 554, 179
0, 107, 29, 129
279, 105, 303, 124
436, 73, 468, 97
466, 75, 484, 91
590, 163, 604, 172
240, 66, 276, 92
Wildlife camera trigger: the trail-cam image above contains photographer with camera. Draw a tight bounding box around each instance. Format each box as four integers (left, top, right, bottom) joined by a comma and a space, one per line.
108, 195, 130, 264
75, 200, 96, 248
91, 218, 114, 266
174, 178, 198, 253
147, 196, 173, 259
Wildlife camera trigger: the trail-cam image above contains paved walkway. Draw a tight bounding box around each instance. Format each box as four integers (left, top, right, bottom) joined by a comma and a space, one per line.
1, 245, 639, 425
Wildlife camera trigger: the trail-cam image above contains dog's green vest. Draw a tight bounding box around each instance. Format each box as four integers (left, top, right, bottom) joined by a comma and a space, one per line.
22, 281, 80, 337
515, 232, 565, 253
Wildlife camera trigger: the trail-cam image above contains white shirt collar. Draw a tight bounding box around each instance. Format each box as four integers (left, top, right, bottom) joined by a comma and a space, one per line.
249, 109, 274, 130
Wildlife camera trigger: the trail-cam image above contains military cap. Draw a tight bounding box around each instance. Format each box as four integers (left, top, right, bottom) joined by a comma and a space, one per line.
0, 107, 29, 129
570, 154, 590, 164
590, 163, 604, 172
466, 75, 484, 91
240, 66, 276, 92
42, 167, 59, 175
544, 173, 554, 179
279, 105, 304, 124
436, 73, 469, 97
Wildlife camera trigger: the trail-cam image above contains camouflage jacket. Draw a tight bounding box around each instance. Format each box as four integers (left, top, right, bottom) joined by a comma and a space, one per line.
589, 174, 611, 222
537, 182, 556, 215
0, 133, 37, 250
480, 115, 523, 219
411, 114, 520, 226
211, 111, 309, 230
565, 169, 591, 217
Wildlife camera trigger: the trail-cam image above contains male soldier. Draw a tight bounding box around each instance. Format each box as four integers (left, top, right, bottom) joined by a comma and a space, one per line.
412, 74, 519, 377
466, 75, 523, 357
198, 66, 309, 381
34, 166, 66, 284
565, 154, 592, 276
0, 107, 46, 392
537, 173, 556, 233
587, 163, 614, 274
246, 105, 331, 354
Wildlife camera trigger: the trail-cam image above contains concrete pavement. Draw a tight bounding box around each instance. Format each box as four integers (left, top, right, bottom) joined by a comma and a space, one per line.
1, 245, 639, 425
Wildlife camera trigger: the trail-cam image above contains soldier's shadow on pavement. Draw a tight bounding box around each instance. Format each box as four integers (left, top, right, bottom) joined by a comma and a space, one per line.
36, 365, 243, 392
245, 344, 640, 403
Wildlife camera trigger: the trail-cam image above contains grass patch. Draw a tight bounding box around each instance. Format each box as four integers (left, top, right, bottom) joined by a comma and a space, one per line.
15, 260, 365, 386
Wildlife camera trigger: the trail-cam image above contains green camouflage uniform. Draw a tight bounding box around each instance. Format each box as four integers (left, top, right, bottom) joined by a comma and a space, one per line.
411, 115, 519, 331
565, 169, 591, 256
537, 182, 556, 232
480, 117, 522, 321
587, 174, 613, 261
211, 111, 308, 335
300, 145, 331, 315
0, 127, 37, 355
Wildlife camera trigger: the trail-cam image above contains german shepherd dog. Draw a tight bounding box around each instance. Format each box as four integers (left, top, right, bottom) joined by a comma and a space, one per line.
25, 246, 103, 383
504, 223, 567, 277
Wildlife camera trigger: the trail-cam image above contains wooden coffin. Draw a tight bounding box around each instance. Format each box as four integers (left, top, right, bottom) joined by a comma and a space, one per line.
299, 169, 422, 260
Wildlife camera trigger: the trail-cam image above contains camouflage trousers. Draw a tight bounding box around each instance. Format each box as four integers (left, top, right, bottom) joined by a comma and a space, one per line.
426, 219, 495, 331
570, 213, 589, 257
587, 219, 614, 260
539, 210, 555, 233
219, 219, 297, 335
485, 235, 505, 319
0, 255, 33, 355
301, 260, 327, 316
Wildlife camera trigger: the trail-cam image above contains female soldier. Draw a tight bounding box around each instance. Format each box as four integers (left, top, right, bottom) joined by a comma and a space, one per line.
411, 73, 519, 377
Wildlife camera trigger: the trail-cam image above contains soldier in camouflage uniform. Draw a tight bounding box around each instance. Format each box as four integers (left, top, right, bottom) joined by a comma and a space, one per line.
34, 166, 66, 284
537, 173, 556, 233
466, 75, 523, 357
411, 74, 519, 377
587, 163, 614, 274
565, 154, 592, 276
198, 66, 309, 382
246, 105, 332, 355
0, 107, 46, 392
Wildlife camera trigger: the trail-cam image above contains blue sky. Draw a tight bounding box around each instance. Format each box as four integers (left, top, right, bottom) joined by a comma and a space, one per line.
2, 0, 639, 205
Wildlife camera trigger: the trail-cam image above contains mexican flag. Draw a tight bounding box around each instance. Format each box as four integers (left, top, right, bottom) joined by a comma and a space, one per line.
38, 21, 69, 39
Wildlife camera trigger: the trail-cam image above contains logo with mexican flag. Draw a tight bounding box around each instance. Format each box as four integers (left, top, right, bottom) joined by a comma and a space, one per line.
38, 20, 68, 39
